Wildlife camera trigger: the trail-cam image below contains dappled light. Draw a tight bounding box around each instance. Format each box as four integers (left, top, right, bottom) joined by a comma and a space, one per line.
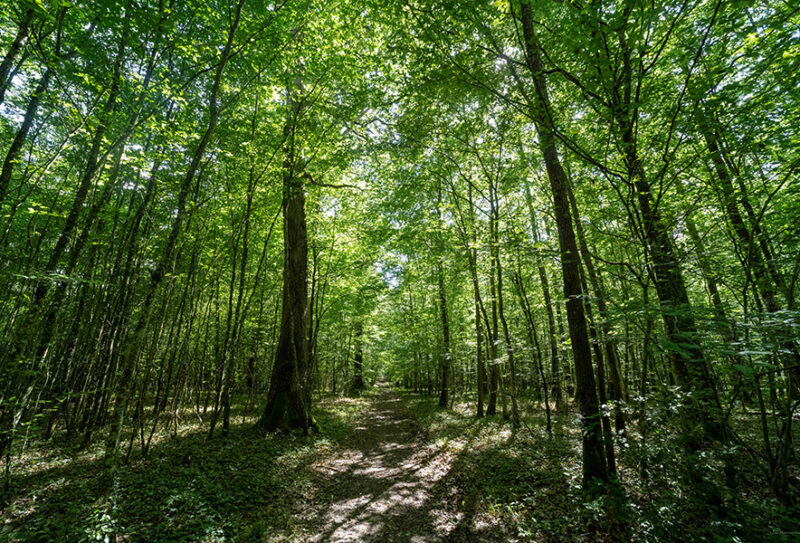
301, 386, 465, 542
1, 0, 799, 541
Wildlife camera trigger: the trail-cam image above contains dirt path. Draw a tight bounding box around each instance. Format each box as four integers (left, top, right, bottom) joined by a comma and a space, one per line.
282, 384, 504, 542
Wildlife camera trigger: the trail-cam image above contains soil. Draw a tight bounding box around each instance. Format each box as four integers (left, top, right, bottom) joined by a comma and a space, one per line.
279, 383, 506, 542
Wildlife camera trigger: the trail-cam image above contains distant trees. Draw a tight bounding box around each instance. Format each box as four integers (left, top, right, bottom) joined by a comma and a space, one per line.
0, 0, 797, 522
351, 322, 365, 393
381, 0, 798, 507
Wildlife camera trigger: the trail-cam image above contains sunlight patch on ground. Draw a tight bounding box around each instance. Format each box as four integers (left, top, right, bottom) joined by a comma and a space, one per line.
290, 387, 477, 542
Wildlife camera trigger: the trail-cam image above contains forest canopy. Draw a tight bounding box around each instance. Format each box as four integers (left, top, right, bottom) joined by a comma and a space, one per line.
0, 0, 799, 541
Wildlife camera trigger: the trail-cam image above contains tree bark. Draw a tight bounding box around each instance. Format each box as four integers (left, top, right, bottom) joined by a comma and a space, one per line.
352, 322, 365, 393
566, 177, 626, 435
0, 8, 34, 106
517, 0, 609, 488
256, 74, 315, 433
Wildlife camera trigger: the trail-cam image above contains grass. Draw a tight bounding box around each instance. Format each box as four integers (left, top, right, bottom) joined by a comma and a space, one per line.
401, 389, 800, 543
401, 391, 590, 541
1, 394, 369, 542
2, 388, 798, 542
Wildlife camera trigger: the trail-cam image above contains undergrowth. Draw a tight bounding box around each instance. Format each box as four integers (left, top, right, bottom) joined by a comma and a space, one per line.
402, 389, 800, 543
0, 394, 369, 542
2, 388, 797, 542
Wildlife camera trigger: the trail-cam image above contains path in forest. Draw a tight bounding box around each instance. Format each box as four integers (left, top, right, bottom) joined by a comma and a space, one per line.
283, 383, 504, 543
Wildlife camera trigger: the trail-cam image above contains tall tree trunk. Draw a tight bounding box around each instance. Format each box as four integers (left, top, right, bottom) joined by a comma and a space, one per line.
486, 203, 500, 416
19, 26, 128, 365
215, 82, 264, 438
0, 9, 34, 105
0, 71, 49, 207
701, 120, 800, 392
684, 214, 745, 364
465, 183, 487, 417
437, 260, 451, 408
105, 0, 244, 464
352, 322, 365, 393
566, 177, 626, 435
257, 61, 316, 432
0, 7, 71, 208
492, 192, 519, 428
517, 0, 608, 488
513, 268, 551, 432
524, 181, 562, 411
577, 243, 617, 476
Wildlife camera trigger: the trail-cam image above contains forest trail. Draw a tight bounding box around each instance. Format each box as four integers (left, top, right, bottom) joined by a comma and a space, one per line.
282, 384, 502, 543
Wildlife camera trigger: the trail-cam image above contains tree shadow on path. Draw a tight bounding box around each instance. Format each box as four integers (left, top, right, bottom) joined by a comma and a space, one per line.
284, 384, 510, 543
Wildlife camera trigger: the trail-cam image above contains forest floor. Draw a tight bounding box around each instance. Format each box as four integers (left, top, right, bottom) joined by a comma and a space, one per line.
1, 384, 513, 542
283, 382, 508, 542
2, 384, 798, 542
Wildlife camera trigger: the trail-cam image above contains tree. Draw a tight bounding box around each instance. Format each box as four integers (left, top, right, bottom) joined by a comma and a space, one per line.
352, 321, 365, 393
512, 0, 609, 488
256, 68, 315, 433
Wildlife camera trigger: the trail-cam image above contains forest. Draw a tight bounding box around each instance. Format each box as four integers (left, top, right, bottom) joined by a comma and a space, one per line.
0, 0, 799, 541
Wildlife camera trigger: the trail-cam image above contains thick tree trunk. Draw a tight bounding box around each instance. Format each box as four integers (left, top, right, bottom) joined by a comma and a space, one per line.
256, 82, 315, 433
518, 0, 609, 488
